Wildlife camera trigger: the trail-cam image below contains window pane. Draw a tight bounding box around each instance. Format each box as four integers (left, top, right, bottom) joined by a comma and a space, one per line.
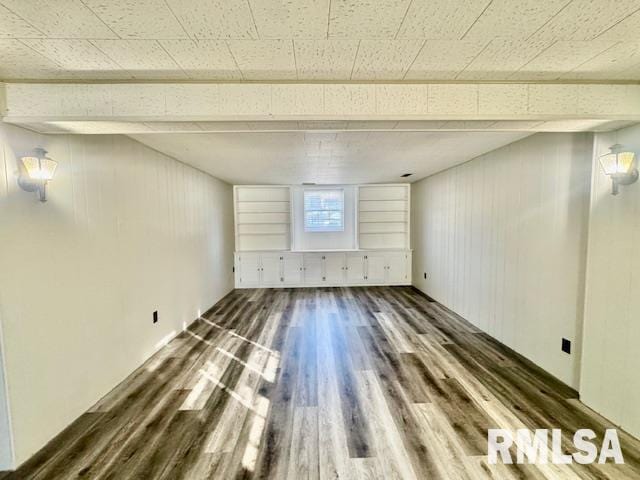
304, 189, 344, 232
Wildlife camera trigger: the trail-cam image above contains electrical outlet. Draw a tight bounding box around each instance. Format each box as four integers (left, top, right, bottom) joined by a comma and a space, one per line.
561, 338, 571, 354
153, 311, 158, 324
424, 272, 427, 279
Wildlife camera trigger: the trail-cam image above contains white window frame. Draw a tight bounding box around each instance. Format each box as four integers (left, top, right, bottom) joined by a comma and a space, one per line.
303, 188, 345, 233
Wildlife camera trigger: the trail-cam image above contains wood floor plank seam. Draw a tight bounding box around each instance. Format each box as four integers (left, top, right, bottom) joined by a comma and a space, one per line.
3, 287, 640, 480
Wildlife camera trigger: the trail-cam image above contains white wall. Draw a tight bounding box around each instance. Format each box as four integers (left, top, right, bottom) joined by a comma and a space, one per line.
0, 305, 14, 470
581, 124, 640, 439
411, 133, 592, 388
291, 185, 356, 251
0, 124, 234, 467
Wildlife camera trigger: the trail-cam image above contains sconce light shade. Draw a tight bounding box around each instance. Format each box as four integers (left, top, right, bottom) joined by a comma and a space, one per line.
18, 148, 57, 202
21, 155, 58, 181
599, 145, 638, 195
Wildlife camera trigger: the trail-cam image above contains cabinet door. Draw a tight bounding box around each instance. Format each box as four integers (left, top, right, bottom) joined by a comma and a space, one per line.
386, 251, 408, 284
237, 253, 261, 286
283, 253, 303, 285
261, 253, 282, 286
365, 252, 386, 284
345, 253, 366, 283
303, 253, 323, 284
324, 253, 345, 284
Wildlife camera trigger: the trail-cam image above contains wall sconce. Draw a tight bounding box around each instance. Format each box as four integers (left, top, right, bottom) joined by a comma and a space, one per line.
599, 144, 638, 195
18, 148, 57, 202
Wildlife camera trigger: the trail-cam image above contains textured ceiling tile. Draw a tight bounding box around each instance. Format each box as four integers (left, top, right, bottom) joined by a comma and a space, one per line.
0, 4, 44, 37
597, 9, 640, 40
528, 84, 579, 115
457, 38, 552, 80
91, 40, 187, 79
271, 84, 324, 115
375, 85, 428, 115
329, 0, 412, 38
324, 85, 376, 115
159, 40, 241, 80
405, 40, 487, 80
561, 41, 640, 79
0, 0, 117, 38
398, 0, 490, 39
529, 0, 640, 40
575, 85, 629, 115
228, 40, 296, 80
463, 0, 569, 40
294, 39, 359, 79
83, 0, 187, 39
0, 40, 66, 80
478, 84, 528, 115
218, 84, 271, 115
351, 40, 423, 80
110, 84, 167, 116
609, 61, 640, 80
249, 0, 329, 38
165, 0, 257, 39
510, 40, 616, 80
22, 39, 128, 79
165, 85, 219, 116
428, 84, 478, 115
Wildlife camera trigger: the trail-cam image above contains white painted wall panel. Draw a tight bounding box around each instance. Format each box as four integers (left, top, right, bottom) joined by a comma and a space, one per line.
581, 123, 640, 439
411, 133, 592, 388
0, 124, 234, 467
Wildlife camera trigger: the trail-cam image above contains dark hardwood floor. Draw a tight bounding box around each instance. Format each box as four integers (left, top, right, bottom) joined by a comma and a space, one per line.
4, 287, 640, 479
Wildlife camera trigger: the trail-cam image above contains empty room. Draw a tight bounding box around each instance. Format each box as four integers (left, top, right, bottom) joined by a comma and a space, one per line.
1, 1, 640, 479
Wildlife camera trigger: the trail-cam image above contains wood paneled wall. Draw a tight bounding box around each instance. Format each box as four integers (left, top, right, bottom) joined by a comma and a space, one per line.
582, 124, 640, 439
411, 133, 592, 388
0, 124, 234, 467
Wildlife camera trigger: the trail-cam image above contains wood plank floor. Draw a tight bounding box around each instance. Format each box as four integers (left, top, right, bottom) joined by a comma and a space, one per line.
5, 287, 640, 479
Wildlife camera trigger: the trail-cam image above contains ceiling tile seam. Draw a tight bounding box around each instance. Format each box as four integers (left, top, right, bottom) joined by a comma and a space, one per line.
459, 0, 494, 40
595, 5, 640, 39
14, 38, 68, 71
349, 40, 361, 81
325, 0, 331, 39
394, 0, 415, 40
88, 40, 136, 79
162, 0, 193, 41
0, 1, 47, 37
77, 0, 122, 39
225, 41, 245, 81
560, 41, 625, 80
156, 40, 190, 79
245, 0, 260, 40
401, 38, 427, 80
291, 39, 299, 81
453, 40, 492, 80
523, 0, 573, 42
505, 40, 560, 80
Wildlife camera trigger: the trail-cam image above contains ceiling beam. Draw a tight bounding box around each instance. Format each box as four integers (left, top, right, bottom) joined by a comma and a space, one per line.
2, 82, 639, 123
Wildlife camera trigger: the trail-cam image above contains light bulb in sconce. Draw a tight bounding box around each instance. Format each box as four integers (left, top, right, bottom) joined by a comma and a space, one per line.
18, 148, 58, 202
598, 145, 638, 195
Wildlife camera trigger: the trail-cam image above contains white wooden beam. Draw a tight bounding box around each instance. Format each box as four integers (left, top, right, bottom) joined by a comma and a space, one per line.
2, 82, 640, 122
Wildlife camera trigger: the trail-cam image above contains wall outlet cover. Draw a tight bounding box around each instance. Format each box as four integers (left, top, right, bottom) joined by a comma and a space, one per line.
153, 311, 158, 324
561, 338, 571, 354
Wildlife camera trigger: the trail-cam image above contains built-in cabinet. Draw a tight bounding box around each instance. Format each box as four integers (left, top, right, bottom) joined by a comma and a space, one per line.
234, 184, 411, 288
235, 250, 411, 288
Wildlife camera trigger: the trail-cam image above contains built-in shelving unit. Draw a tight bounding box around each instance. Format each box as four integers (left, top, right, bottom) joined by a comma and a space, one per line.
358, 185, 410, 249
234, 186, 291, 251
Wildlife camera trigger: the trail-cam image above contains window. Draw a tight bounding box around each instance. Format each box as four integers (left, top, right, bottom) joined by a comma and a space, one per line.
304, 189, 344, 232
